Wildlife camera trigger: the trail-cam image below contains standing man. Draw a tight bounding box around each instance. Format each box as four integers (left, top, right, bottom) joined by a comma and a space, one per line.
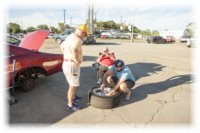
100, 60, 135, 101
60, 24, 89, 111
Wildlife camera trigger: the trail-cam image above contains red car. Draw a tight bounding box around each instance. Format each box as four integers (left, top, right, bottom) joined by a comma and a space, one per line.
7, 30, 63, 92
100, 35, 107, 39
165, 36, 175, 43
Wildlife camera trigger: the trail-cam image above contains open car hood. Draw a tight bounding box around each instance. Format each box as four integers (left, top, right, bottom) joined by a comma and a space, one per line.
19, 30, 49, 51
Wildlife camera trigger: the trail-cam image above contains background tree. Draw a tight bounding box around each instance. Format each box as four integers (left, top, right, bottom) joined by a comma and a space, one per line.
37, 24, 49, 30
183, 22, 195, 37
7, 22, 22, 34
151, 30, 159, 36
96, 21, 104, 30
141, 29, 151, 36
96, 20, 120, 30
50, 26, 59, 33
58, 23, 65, 33
26, 26, 36, 33
133, 26, 141, 33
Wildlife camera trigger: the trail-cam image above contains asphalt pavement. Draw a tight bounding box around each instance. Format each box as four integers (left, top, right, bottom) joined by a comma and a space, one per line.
9, 39, 192, 127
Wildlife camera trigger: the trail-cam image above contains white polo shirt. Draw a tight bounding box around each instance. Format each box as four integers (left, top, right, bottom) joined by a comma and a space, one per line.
60, 33, 83, 64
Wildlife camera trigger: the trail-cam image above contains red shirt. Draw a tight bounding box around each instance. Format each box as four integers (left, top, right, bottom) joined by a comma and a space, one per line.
99, 54, 114, 67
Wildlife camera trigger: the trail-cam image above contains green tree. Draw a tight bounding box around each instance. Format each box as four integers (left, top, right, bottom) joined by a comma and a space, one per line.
96, 21, 104, 30
96, 20, 120, 30
37, 24, 49, 30
151, 30, 159, 36
141, 29, 151, 36
7, 23, 22, 34
133, 26, 141, 33
50, 26, 59, 33
26, 26, 36, 32
183, 22, 195, 37
58, 23, 65, 33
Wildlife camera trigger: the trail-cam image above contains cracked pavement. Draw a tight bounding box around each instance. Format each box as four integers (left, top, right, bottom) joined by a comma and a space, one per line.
10, 39, 192, 126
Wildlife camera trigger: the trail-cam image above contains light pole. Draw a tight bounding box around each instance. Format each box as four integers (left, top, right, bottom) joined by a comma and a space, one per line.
70, 17, 72, 27
63, 9, 66, 27
131, 17, 134, 42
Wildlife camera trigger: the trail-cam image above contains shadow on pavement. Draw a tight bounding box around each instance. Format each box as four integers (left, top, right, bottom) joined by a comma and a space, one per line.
9, 61, 191, 124
9, 63, 97, 124
118, 74, 193, 107
127, 62, 166, 80
93, 42, 121, 45
83, 55, 97, 62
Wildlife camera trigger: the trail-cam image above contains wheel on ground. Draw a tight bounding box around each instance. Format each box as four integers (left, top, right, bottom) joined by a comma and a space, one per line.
89, 86, 120, 109
19, 78, 35, 92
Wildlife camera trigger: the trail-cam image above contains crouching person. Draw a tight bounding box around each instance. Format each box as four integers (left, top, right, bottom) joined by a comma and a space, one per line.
100, 60, 135, 100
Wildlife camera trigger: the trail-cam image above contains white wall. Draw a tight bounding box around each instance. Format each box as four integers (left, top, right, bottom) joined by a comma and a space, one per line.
159, 30, 184, 39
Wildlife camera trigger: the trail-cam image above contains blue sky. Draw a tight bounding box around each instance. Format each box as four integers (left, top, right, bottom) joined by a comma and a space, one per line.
7, 4, 194, 31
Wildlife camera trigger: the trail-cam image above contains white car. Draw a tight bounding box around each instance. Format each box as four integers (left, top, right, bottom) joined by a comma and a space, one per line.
187, 38, 196, 48
180, 35, 190, 43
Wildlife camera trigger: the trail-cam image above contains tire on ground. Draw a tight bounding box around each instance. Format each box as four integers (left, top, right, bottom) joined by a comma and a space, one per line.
19, 78, 35, 92
90, 87, 120, 109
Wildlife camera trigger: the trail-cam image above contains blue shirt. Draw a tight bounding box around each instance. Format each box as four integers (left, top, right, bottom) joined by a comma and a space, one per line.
110, 65, 135, 81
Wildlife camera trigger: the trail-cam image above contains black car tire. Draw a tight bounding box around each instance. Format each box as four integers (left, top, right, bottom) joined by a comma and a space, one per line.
19, 78, 35, 92
88, 86, 120, 109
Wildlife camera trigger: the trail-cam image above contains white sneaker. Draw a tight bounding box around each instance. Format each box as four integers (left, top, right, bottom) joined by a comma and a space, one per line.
124, 91, 131, 101
97, 78, 103, 84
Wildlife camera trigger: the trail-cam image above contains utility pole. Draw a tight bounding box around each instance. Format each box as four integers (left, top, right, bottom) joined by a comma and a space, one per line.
94, 12, 97, 21
21, 19, 23, 31
87, 6, 90, 30
49, 22, 51, 32
120, 16, 123, 32
70, 17, 72, 27
131, 17, 134, 42
87, 4, 94, 34
120, 16, 122, 25
63, 9, 66, 27
90, 5, 94, 34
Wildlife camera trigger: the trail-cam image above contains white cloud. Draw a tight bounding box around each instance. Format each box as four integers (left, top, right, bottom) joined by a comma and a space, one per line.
134, 11, 192, 30
7, 9, 88, 29
6, 3, 193, 31
8, 12, 58, 29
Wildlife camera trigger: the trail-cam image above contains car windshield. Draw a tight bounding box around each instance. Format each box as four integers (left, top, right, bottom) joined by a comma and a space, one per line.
7, 36, 21, 46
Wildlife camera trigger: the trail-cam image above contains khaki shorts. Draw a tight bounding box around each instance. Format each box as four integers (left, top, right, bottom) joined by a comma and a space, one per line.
62, 61, 80, 87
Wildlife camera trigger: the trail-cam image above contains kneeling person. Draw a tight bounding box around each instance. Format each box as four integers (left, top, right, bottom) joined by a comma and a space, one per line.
100, 60, 135, 100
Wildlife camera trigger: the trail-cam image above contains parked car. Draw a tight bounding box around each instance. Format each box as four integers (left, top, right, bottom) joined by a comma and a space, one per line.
7, 30, 63, 92
7, 35, 21, 46
180, 35, 190, 43
146, 36, 166, 44
146, 36, 153, 43
47, 33, 55, 39
55, 29, 96, 45
165, 36, 175, 43
100, 35, 107, 39
83, 34, 96, 45
55, 29, 74, 44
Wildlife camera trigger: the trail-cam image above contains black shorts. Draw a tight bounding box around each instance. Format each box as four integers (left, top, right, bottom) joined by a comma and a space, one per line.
111, 76, 135, 89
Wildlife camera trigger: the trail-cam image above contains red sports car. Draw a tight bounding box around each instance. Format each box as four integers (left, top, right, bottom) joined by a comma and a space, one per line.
7, 30, 63, 92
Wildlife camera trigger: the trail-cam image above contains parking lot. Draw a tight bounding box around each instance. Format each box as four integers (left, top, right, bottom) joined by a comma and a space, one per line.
10, 38, 192, 126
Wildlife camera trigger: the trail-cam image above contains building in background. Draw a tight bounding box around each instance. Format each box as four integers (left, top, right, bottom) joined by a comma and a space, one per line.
159, 30, 184, 39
